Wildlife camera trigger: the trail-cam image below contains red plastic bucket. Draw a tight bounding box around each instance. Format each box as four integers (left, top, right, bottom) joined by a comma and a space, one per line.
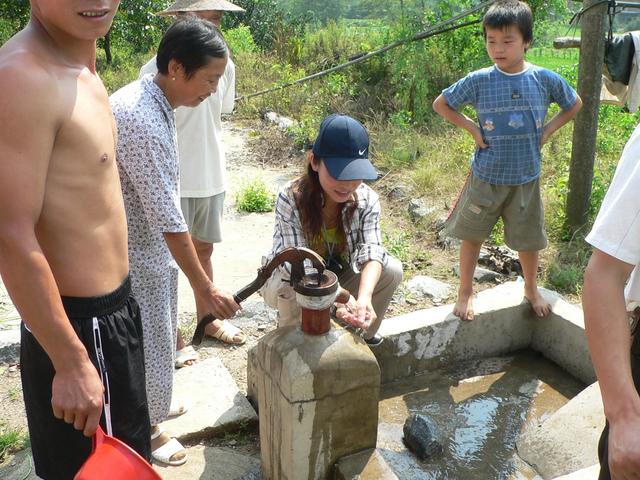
74, 426, 161, 480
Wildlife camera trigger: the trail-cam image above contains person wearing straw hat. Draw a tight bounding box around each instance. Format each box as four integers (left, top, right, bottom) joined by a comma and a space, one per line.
156, 0, 245, 19
141, 0, 246, 360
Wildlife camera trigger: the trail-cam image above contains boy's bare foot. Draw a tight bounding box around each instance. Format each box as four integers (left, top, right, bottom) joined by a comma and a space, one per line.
525, 289, 551, 317
453, 293, 475, 321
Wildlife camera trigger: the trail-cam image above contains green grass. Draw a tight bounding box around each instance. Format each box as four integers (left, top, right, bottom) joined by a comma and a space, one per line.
0, 425, 27, 462
528, 47, 579, 70
236, 180, 276, 213
7, 386, 20, 402
96, 47, 154, 95
383, 231, 412, 263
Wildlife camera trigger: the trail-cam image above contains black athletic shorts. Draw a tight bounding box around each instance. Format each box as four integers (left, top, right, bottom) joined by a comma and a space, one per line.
20, 276, 151, 480
598, 318, 640, 480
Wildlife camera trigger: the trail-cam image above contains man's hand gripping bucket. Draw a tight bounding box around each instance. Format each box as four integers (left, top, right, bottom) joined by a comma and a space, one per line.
75, 316, 161, 480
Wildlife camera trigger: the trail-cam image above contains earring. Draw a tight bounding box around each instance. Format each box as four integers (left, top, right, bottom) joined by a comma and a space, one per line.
172, 77, 176, 81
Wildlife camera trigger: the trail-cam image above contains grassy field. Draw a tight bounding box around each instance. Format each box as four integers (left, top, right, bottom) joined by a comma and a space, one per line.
528, 47, 579, 70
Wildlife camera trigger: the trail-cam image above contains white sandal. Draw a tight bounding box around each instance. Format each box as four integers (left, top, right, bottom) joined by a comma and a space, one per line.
175, 345, 200, 368
151, 428, 187, 466
168, 398, 189, 418
208, 321, 247, 345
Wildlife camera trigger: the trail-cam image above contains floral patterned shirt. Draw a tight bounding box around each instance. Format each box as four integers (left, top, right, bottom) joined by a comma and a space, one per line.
111, 75, 188, 277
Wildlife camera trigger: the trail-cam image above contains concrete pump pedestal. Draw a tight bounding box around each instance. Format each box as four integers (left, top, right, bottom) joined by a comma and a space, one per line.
254, 323, 380, 480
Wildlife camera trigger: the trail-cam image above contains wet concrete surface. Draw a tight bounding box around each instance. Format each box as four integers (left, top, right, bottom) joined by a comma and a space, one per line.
377, 350, 585, 479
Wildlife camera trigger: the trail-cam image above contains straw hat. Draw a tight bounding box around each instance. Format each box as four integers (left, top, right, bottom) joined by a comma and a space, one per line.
157, 0, 245, 16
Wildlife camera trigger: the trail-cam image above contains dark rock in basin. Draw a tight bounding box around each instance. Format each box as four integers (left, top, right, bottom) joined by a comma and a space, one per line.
402, 413, 443, 461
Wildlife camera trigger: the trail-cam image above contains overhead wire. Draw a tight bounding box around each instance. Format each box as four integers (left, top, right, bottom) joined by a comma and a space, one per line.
236, 0, 496, 101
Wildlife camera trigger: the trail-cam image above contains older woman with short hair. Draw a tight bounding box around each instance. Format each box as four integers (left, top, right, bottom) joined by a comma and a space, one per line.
110, 17, 240, 466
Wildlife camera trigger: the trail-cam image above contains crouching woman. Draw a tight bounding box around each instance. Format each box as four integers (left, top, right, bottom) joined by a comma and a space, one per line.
261, 114, 403, 345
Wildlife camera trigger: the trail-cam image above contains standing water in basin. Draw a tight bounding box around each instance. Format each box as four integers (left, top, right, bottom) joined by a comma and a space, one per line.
377, 350, 584, 479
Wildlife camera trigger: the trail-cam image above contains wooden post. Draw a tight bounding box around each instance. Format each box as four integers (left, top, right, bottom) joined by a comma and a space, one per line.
566, 0, 607, 232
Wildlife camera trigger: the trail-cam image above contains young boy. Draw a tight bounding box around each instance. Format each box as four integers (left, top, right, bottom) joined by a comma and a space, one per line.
433, 0, 582, 320
583, 123, 640, 480
0, 1, 150, 478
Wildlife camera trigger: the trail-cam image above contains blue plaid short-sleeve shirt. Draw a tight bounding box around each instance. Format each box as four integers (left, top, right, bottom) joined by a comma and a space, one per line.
443, 64, 577, 185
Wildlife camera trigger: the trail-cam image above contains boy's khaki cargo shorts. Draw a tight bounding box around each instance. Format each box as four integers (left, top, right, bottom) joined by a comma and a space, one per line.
446, 173, 547, 252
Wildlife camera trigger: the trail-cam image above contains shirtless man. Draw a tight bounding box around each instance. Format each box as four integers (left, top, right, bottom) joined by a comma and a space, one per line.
0, 2, 150, 479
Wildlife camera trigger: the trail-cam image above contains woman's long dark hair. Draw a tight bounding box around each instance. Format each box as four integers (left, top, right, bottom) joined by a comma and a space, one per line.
293, 154, 357, 251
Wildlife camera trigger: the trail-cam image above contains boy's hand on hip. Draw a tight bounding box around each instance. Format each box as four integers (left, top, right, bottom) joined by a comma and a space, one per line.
470, 126, 488, 149
51, 359, 104, 437
540, 127, 551, 147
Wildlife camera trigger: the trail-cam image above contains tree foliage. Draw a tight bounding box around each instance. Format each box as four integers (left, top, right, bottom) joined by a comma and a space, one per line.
221, 0, 285, 49
108, 0, 169, 53
0, 0, 30, 44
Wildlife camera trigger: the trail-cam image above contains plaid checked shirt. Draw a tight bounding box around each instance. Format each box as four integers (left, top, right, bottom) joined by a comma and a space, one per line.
443, 64, 577, 185
266, 180, 388, 275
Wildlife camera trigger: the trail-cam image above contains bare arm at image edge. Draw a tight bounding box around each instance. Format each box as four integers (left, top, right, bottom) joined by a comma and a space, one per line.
583, 249, 640, 477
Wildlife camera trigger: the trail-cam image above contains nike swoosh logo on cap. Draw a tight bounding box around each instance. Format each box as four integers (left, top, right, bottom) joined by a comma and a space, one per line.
359, 149, 367, 155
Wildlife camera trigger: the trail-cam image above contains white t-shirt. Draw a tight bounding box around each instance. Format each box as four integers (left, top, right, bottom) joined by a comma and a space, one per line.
586, 122, 640, 308
139, 55, 236, 198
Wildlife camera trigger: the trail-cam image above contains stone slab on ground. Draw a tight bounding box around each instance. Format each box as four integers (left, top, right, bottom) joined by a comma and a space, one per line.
0, 277, 21, 365
335, 448, 399, 480
405, 275, 452, 304
160, 356, 257, 442
518, 382, 604, 479
0, 329, 20, 364
452, 265, 502, 282
552, 464, 599, 479
0, 449, 37, 480
153, 445, 260, 480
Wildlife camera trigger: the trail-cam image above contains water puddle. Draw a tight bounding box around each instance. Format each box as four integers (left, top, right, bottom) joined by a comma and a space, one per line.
377, 350, 585, 479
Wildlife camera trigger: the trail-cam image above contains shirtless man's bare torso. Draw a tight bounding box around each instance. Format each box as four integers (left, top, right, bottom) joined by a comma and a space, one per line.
0, 2, 150, 478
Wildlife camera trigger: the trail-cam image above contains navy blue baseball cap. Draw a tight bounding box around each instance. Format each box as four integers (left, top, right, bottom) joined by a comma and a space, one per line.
312, 114, 378, 181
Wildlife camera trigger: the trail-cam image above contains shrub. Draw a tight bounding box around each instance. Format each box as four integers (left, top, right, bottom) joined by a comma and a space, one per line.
543, 242, 591, 296
545, 261, 583, 296
236, 180, 275, 212
97, 46, 153, 94
383, 231, 412, 263
225, 25, 259, 54
109, 0, 168, 54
